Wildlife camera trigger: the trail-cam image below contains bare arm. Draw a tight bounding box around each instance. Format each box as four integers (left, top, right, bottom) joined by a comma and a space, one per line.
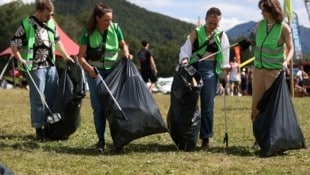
150, 55, 157, 73
282, 23, 294, 67
10, 46, 26, 66
119, 40, 132, 59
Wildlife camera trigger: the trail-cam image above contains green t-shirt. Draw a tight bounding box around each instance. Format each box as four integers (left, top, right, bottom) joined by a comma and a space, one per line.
79, 23, 124, 46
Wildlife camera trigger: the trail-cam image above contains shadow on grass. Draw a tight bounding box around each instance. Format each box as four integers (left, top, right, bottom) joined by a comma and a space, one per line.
44, 142, 172, 155
47, 143, 260, 157
0, 134, 41, 150
0, 134, 178, 156
195, 145, 257, 157
221, 106, 251, 111
126, 143, 259, 157
123, 143, 178, 153
43, 145, 100, 156
0, 134, 34, 140
0, 134, 258, 157
0, 133, 98, 156
42, 143, 178, 156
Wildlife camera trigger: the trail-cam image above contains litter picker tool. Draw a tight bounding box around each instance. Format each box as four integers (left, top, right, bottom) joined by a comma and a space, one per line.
202, 42, 238, 62
23, 64, 61, 124
190, 39, 250, 65
93, 67, 128, 122
0, 56, 13, 80
223, 78, 229, 151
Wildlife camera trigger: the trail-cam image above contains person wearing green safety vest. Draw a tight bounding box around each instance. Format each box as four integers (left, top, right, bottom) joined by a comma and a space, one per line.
179, 7, 230, 149
78, 3, 132, 153
250, 0, 294, 148
10, 0, 74, 142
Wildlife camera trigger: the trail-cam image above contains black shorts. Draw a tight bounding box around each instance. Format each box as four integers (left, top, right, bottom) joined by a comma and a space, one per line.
141, 69, 157, 83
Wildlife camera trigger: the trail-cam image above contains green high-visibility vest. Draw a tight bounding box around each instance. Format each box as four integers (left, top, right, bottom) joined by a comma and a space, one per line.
88, 23, 120, 69
19, 17, 56, 71
190, 25, 224, 74
254, 20, 285, 69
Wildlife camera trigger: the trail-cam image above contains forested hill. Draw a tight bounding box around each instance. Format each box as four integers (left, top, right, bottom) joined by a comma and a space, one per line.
0, 0, 195, 76
54, 0, 195, 44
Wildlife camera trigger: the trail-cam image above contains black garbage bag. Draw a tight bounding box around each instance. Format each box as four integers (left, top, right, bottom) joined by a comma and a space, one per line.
47, 61, 86, 140
253, 71, 306, 157
100, 59, 167, 149
0, 79, 8, 89
0, 163, 14, 175
167, 64, 203, 151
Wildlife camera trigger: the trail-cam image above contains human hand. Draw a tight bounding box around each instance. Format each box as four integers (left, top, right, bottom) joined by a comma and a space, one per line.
283, 60, 289, 68
19, 59, 27, 68
124, 54, 133, 60
89, 67, 98, 79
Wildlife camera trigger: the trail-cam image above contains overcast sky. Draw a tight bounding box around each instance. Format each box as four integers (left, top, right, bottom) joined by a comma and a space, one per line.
0, 0, 309, 31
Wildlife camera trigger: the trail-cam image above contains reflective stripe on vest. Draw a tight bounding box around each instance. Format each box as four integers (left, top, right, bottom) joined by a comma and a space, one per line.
190, 25, 224, 74
254, 20, 285, 69
19, 18, 56, 71
88, 23, 119, 69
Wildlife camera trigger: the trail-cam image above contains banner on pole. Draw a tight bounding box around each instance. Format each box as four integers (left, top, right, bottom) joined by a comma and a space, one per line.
291, 12, 303, 60
284, 0, 293, 19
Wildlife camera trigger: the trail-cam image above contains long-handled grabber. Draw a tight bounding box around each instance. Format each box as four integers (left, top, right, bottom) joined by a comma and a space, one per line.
223, 79, 229, 151
190, 39, 250, 65
200, 43, 239, 63
0, 56, 13, 89
23, 64, 61, 124
0, 56, 13, 80
93, 67, 128, 122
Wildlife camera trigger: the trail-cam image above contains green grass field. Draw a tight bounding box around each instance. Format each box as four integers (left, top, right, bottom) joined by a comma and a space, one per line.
0, 89, 309, 175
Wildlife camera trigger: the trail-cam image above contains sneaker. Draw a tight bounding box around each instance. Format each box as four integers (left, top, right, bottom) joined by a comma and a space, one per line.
201, 138, 210, 149
96, 139, 105, 153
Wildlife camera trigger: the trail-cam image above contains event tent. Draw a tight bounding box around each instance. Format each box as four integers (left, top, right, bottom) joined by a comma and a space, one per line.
54, 22, 79, 57
0, 47, 12, 58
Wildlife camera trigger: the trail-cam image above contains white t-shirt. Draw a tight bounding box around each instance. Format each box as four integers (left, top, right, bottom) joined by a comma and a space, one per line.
229, 62, 240, 81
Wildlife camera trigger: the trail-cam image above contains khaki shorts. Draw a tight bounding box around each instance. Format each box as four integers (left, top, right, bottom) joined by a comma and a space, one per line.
251, 68, 280, 122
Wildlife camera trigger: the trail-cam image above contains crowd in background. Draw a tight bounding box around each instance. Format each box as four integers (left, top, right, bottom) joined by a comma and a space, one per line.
216, 64, 310, 97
